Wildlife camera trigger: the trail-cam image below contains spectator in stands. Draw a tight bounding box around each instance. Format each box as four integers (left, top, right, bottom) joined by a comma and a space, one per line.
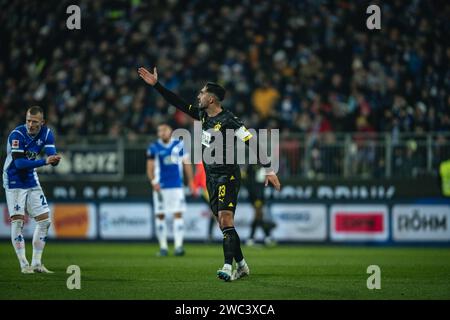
0, 0, 448, 180
1, 1, 447, 139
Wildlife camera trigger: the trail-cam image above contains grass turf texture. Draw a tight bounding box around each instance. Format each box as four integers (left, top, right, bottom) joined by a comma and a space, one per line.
1, 242, 449, 300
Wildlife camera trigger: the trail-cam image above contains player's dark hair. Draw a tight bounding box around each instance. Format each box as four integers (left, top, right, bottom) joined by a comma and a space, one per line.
205, 82, 226, 101
27, 106, 44, 116
157, 122, 172, 130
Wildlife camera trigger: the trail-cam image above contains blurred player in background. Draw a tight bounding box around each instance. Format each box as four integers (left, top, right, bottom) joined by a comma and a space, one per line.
192, 162, 217, 242
3, 106, 61, 273
243, 165, 276, 247
147, 123, 194, 256
138, 66, 281, 282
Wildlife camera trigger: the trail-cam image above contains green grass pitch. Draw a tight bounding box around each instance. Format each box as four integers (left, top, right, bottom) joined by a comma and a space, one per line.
1, 242, 449, 300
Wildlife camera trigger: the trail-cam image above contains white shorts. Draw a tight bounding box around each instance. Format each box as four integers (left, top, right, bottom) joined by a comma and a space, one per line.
5, 186, 50, 218
153, 188, 186, 215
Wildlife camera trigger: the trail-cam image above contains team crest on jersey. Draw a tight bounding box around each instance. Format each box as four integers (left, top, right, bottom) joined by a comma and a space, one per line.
213, 122, 222, 131
36, 139, 43, 146
12, 140, 19, 148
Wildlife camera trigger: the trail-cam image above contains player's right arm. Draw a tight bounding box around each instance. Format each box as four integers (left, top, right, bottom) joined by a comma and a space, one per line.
9, 132, 59, 169
146, 144, 161, 192
138, 67, 200, 120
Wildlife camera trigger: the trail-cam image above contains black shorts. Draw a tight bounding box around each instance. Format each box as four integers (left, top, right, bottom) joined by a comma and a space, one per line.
206, 171, 241, 216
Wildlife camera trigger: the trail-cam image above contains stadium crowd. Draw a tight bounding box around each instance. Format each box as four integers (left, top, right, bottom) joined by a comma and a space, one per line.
1, 0, 449, 178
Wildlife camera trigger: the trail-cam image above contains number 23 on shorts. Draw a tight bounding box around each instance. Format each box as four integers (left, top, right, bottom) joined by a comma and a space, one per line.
218, 185, 226, 201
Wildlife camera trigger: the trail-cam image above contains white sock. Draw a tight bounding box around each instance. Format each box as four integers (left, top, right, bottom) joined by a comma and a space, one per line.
173, 217, 184, 249
237, 258, 247, 268
31, 218, 51, 267
155, 218, 168, 250
11, 219, 29, 268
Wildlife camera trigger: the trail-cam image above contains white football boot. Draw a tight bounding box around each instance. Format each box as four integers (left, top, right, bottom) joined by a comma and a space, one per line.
33, 264, 54, 273
217, 266, 233, 282
232, 263, 250, 281
21, 265, 34, 274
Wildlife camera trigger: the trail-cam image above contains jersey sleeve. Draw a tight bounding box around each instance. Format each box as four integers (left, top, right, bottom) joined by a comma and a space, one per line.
8, 131, 26, 154
229, 115, 253, 142
153, 82, 201, 120
44, 128, 57, 155
147, 144, 156, 159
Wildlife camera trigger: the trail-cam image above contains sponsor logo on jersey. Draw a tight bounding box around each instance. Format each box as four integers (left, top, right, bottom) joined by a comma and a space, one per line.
25, 151, 38, 160
12, 140, 19, 148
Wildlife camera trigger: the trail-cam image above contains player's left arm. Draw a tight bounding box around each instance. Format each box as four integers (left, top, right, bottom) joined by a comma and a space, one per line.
180, 143, 195, 194
146, 144, 162, 192
183, 160, 195, 195
230, 116, 281, 191
44, 128, 61, 166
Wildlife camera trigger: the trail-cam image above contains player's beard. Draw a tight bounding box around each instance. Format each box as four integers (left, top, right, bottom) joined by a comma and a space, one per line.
27, 126, 40, 137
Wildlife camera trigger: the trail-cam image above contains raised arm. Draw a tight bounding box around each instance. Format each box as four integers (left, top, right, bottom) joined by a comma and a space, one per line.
138, 67, 200, 120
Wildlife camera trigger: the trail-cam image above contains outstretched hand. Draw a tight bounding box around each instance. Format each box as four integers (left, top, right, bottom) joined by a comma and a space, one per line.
265, 171, 281, 191
138, 67, 158, 86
